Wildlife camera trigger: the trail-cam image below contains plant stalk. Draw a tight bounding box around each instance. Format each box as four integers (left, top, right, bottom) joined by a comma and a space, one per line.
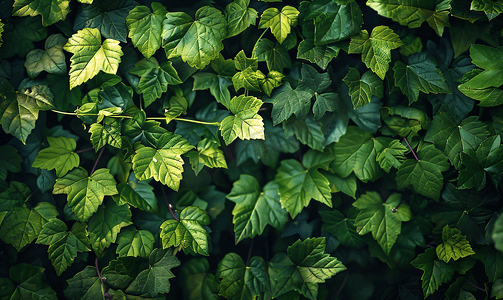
90, 146, 105, 175
404, 138, 419, 161
95, 258, 111, 299
161, 185, 179, 221
246, 239, 254, 266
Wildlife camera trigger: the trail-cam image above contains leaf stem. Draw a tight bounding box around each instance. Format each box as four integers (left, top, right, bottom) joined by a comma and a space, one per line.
335, 275, 348, 298
246, 239, 254, 266
251, 29, 268, 59
404, 138, 419, 161
392, 195, 403, 213
171, 117, 220, 126
90, 146, 105, 175
95, 258, 111, 299
161, 185, 179, 221
465, 279, 486, 292
51, 109, 77, 116
75, 147, 94, 154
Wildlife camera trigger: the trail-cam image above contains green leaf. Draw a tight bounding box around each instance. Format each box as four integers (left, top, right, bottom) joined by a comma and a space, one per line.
193, 71, 233, 108
189, 138, 227, 172
269, 237, 346, 300
322, 171, 357, 198
63, 28, 123, 90
130, 57, 182, 107
252, 38, 292, 72
12, 0, 70, 26
123, 110, 168, 147
216, 253, 269, 300
353, 192, 412, 254
0, 145, 22, 178
64, 266, 104, 299
343, 67, 383, 109
126, 2, 167, 59
493, 213, 503, 253
162, 6, 227, 69
436, 225, 475, 263
24, 33, 67, 78
283, 115, 325, 151
258, 6, 299, 44
411, 247, 455, 298
393, 52, 450, 104
125, 248, 180, 297
227, 175, 288, 244
329, 126, 389, 182
89, 117, 122, 151
471, 0, 503, 20
32, 137, 79, 178
160, 206, 211, 256
270, 81, 313, 125
0, 207, 46, 251
5, 263, 57, 299
88, 198, 132, 256
225, 0, 258, 38
112, 181, 158, 213
116, 226, 154, 259
320, 209, 365, 248
348, 26, 402, 80
367, 0, 451, 36
219, 95, 265, 145
396, 143, 450, 201
101, 256, 145, 290
376, 139, 408, 173
0, 16, 47, 58
53, 167, 118, 222
491, 279, 503, 300
73, 0, 137, 42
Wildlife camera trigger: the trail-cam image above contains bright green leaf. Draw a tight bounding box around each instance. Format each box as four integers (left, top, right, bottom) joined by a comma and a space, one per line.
112, 181, 158, 213
0, 207, 46, 251
436, 225, 475, 263
12, 0, 71, 26
220, 95, 265, 145
376, 139, 408, 173
116, 226, 154, 259
225, 0, 258, 38
258, 6, 299, 44
89, 117, 122, 151
411, 247, 455, 298
471, 0, 503, 20
32, 136, 78, 177
24, 33, 67, 78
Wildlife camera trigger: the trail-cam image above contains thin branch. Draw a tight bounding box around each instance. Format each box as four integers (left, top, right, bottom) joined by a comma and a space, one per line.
164, 117, 220, 126
246, 239, 254, 266
95, 258, 111, 299
251, 28, 269, 59
75, 147, 94, 154
465, 279, 486, 292
161, 185, 179, 221
404, 138, 419, 161
335, 275, 349, 298
90, 146, 105, 175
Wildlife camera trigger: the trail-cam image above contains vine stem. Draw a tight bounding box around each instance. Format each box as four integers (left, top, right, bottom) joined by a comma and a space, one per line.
246, 239, 254, 266
335, 275, 348, 298
465, 279, 486, 292
251, 28, 268, 59
95, 258, 111, 299
161, 185, 179, 221
404, 138, 419, 161
90, 146, 105, 175
75, 147, 94, 154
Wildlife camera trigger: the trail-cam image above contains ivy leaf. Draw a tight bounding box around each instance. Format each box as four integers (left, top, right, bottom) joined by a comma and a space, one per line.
53, 167, 118, 222
187, 138, 227, 174
396, 143, 450, 201
126, 2, 167, 59
258, 6, 299, 44
64, 266, 104, 299
225, 0, 258, 38
393, 52, 450, 104
320, 209, 365, 248
0, 16, 47, 58
367, 0, 451, 36
129, 57, 182, 107
354, 192, 412, 255
73, 0, 137, 43
270, 81, 313, 125
329, 126, 390, 182
125, 248, 180, 297
471, 0, 503, 20
219, 95, 265, 145
193, 71, 233, 108
24, 33, 67, 78
112, 181, 158, 213
283, 115, 325, 151
123, 110, 168, 147
275, 150, 333, 219
252, 38, 292, 72
160, 206, 211, 256
12, 0, 71, 27
3, 263, 57, 299
89, 117, 122, 151
376, 139, 408, 173
348, 26, 402, 80
436, 225, 475, 263
116, 226, 154, 259
63, 28, 123, 90
343, 67, 383, 109
88, 198, 132, 256
269, 237, 346, 300
0, 207, 46, 251
227, 175, 288, 244
32, 136, 79, 177
411, 248, 455, 298
0, 84, 55, 144
162, 6, 227, 69
216, 253, 269, 300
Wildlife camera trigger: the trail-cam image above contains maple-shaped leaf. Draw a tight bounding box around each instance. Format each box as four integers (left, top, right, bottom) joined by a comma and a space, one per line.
471, 0, 503, 20
32, 136, 79, 177
219, 95, 265, 145
112, 180, 158, 213
393, 52, 450, 104
343, 67, 383, 109
160, 206, 211, 256
436, 225, 475, 263
126, 2, 167, 59
24, 33, 67, 78
367, 0, 451, 36
123, 110, 168, 147
275, 149, 333, 219
353, 191, 412, 254
269, 237, 346, 300
63, 28, 123, 89
193, 55, 235, 107
216, 253, 270, 300
424, 113, 489, 170
162, 6, 227, 69
411, 247, 455, 298
376, 139, 408, 173
225, 0, 258, 38
252, 38, 292, 72
116, 226, 154, 259
258, 6, 299, 44
186, 138, 227, 175
88, 198, 132, 256
396, 143, 450, 201
12, 0, 71, 26
64, 266, 105, 299
319, 209, 365, 248
2, 263, 57, 300
0, 207, 46, 251
89, 117, 122, 151
227, 175, 288, 244
348, 26, 402, 80
53, 167, 118, 222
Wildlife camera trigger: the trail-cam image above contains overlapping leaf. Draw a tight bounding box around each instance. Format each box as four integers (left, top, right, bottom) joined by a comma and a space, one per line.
12, 0, 71, 26
320, 209, 364, 248
225, 0, 258, 38
116, 226, 154, 258
24, 33, 67, 78
411, 248, 455, 298
219, 95, 265, 145
0, 207, 46, 251
258, 6, 299, 44
32, 136, 79, 177
343, 67, 383, 108
436, 225, 475, 263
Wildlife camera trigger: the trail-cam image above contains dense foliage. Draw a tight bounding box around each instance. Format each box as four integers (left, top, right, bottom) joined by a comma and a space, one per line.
1, 0, 503, 299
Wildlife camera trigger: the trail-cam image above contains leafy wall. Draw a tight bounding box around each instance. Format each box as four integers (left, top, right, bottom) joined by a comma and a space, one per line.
0, 0, 503, 299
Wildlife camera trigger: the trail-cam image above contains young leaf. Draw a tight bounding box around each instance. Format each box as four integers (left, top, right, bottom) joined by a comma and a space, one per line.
116, 226, 154, 259
63, 28, 123, 89
411, 248, 455, 298
320, 209, 365, 248
53, 167, 118, 222
126, 2, 167, 59
12, 0, 71, 26
258, 6, 299, 44
24, 33, 67, 78
343, 67, 383, 109
376, 139, 408, 173
252, 38, 292, 72
0, 207, 46, 251
160, 206, 211, 256
89, 117, 122, 151
269, 237, 346, 300
162, 6, 227, 69
348, 26, 402, 80
219, 95, 265, 145
189, 138, 227, 173
32, 136, 79, 177
225, 0, 258, 38
436, 225, 475, 263
227, 175, 288, 244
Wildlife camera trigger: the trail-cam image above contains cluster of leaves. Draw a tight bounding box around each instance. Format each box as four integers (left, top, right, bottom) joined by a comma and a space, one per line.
1, 0, 503, 299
